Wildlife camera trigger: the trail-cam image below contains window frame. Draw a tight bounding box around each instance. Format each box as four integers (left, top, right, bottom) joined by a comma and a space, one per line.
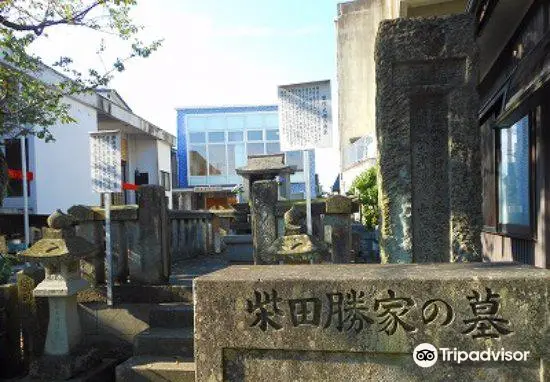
160, 170, 171, 191
494, 111, 536, 239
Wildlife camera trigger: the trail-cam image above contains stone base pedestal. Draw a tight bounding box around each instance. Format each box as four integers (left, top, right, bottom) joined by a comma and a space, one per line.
195, 263, 550, 381
29, 347, 101, 380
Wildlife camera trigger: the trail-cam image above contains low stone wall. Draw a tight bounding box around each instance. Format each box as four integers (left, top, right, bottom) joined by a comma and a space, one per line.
169, 211, 220, 261
195, 263, 550, 381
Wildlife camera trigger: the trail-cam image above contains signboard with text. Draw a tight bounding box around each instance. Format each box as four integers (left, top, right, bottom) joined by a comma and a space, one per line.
278, 80, 332, 151
90, 131, 122, 193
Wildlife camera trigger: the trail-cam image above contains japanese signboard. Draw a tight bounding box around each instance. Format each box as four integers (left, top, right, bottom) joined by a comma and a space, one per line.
278, 80, 332, 151
90, 131, 122, 193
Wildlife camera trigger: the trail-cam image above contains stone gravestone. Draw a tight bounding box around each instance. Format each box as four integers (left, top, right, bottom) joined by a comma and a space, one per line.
250, 180, 278, 264
131, 185, 170, 283
323, 195, 358, 263
375, 14, 482, 263
195, 263, 549, 381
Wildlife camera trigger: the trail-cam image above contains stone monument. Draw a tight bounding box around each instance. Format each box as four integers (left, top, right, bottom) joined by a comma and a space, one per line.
22, 210, 101, 379
375, 13, 482, 263
195, 263, 550, 381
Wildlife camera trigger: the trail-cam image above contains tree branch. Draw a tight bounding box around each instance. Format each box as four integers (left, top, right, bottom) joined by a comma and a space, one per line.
0, 1, 103, 36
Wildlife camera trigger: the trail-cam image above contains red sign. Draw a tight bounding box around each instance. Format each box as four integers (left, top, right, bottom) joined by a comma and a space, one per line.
7, 169, 34, 181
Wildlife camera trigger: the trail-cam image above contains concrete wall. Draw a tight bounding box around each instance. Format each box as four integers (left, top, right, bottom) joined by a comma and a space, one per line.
337, 0, 393, 180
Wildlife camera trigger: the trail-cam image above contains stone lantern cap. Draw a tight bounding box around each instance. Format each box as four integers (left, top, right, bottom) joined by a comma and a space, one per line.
236, 154, 295, 176
21, 209, 98, 265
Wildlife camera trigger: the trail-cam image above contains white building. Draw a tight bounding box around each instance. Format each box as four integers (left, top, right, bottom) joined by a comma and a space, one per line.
1, 65, 175, 215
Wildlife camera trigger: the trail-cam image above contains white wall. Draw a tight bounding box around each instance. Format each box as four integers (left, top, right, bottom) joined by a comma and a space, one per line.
134, 138, 158, 184
34, 97, 99, 214
341, 159, 376, 194
157, 140, 173, 207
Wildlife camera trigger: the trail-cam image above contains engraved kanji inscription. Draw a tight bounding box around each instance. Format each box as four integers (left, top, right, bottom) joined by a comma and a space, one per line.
422, 299, 454, 326
289, 298, 321, 327
324, 289, 374, 333
374, 290, 416, 335
462, 288, 513, 339
246, 290, 285, 331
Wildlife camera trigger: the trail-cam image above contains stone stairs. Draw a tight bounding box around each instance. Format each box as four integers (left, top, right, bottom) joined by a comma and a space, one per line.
115, 303, 196, 381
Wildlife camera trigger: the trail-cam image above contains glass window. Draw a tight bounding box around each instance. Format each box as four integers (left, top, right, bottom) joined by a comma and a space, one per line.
228, 143, 246, 176
286, 151, 303, 171
207, 116, 225, 130
189, 132, 206, 143
189, 145, 207, 176
245, 114, 263, 128
187, 117, 206, 131
264, 113, 279, 127
498, 116, 530, 227
228, 131, 243, 142
227, 116, 244, 130
266, 130, 279, 141
208, 131, 225, 143
266, 142, 281, 154
208, 145, 226, 176
247, 130, 263, 141
247, 143, 264, 156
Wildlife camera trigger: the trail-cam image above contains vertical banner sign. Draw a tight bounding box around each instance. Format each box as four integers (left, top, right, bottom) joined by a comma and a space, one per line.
90, 131, 122, 193
278, 80, 332, 236
278, 80, 332, 151
90, 130, 121, 307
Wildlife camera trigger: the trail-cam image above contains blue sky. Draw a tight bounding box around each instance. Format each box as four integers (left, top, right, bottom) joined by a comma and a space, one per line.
31, 0, 342, 189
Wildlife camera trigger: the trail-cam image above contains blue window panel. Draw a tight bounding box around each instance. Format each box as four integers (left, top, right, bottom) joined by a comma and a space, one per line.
189, 176, 207, 186
499, 116, 530, 226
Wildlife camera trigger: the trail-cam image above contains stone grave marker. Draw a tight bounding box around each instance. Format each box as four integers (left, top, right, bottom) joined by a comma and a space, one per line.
194, 263, 550, 381
375, 13, 482, 263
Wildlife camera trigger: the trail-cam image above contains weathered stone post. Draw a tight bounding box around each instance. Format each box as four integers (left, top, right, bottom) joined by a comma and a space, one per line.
0, 282, 22, 378
67, 205, 105, 287
375, 14, 482, 263
16, 265, 48, 372
323, 195, 357, 263
130, 185, 169, 284
250, 180, 278, 264
22, 210, 101, 379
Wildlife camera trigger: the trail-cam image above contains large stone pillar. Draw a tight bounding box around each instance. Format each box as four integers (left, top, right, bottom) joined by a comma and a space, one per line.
375, 14, 482, 263
250, 180, 278, 264
130, 185, 170, 284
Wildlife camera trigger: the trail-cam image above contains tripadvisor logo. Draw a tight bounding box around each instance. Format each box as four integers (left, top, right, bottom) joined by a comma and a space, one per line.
413, 343, 438, 368
413, 343, 530, 368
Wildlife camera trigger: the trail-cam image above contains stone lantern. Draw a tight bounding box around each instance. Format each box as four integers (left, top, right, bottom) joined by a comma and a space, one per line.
21, 210, 100, 379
